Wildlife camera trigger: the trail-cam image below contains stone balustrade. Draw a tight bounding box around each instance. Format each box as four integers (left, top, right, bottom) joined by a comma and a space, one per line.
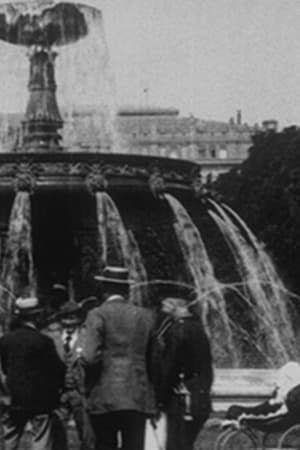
212, 369, 277, 412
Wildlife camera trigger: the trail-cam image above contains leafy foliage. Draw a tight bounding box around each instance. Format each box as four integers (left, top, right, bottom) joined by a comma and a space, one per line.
214, 126, 300, 296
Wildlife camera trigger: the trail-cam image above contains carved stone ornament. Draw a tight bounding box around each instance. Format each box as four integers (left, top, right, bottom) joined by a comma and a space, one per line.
149, 166, 166, 198
190, 167, 204, 198
13, 163, 37, 193
85, 164, 108, 194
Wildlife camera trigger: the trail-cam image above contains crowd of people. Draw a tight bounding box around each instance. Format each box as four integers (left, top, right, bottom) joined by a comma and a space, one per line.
0, 266, 214, 450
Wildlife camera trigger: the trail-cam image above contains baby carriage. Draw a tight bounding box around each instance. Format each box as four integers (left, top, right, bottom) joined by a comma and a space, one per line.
215, 362, 300, 449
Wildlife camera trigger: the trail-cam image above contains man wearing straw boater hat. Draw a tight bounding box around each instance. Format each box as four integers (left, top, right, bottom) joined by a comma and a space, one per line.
0, 296, 65, 450
82, 266, 155, 450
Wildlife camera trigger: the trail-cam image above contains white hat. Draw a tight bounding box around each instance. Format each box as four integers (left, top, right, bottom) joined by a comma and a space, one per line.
276, 361, 300, 401
15, 297, 42, 315
94, 266, 135, 285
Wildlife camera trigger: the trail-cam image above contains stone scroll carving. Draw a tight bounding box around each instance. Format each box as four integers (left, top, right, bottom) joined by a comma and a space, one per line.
13, 162, 38, 193
0, 157, 196, 193
190, 167, 204, 198
148, 166, 166, 198
85, 164, 108, 194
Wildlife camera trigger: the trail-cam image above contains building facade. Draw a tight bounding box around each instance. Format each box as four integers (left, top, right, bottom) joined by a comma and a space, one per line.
0, 107, 261, 180
116, 107, 258, 180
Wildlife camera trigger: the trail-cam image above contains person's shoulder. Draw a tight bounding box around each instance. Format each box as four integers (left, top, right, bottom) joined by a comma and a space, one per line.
1, 327, 44, 346
29, 327, 55, 345
1, 327, 28, 340
85, 304, 106, 322
40, 332, 56, 348
132, 304, 154, 318
0, 331, 11, 346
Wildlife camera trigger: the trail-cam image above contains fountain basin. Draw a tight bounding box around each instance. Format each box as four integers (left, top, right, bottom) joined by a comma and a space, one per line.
0, 152, 203, 315
0, 152, 201, 192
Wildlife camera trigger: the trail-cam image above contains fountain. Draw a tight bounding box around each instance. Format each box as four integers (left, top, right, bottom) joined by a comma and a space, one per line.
0, 0, 297, 368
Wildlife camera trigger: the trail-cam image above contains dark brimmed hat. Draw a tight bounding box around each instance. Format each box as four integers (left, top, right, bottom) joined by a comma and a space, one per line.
57, 300, 82, 318
14, 297, 43, 316
94, 266, 134, 285
52, 283, 68, 292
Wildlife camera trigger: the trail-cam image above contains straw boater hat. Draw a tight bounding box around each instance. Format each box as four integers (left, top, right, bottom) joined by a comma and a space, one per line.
14, 297, 42, 316
94, 266, 134, 285
52, 283, 69, 302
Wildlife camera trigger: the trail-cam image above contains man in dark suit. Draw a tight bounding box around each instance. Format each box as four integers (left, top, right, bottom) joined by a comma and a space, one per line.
0, 297, 65, 450
150, 295, 213, 450
56, 300, 95, 450
82, 266, 155, 450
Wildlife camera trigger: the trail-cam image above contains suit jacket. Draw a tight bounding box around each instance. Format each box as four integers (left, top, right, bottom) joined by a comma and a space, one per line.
44, 322, 87, 395
82, 296, 155, 415
0, 325, 65, 413
62, 326, 87, 396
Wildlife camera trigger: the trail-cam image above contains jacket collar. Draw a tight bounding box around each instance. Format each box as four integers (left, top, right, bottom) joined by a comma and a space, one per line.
18, 322, 39, 333
106, 294, 125, 303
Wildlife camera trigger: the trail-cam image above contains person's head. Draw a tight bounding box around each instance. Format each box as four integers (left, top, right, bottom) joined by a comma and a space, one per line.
57, 301, 83, 332
51, 283, 69, 311
94, 266, 133, 301
161, 296, 190, 319
13, 297, 43, 328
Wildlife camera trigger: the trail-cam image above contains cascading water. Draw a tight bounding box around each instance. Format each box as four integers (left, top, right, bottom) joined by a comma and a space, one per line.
208, 200, 298, 366
57, 3, 120, 151
222, 202, 295, 322
164, 193, 238, 366
96, 192, 147, 305
0, 191, 35, 326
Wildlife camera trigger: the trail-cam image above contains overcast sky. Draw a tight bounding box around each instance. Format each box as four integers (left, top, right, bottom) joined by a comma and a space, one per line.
99, 0, 300, 128
0, 0, 300, 128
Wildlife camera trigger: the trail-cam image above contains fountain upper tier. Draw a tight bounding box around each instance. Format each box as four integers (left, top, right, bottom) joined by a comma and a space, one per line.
0, 1, 88, 47
0, 1, 102, 150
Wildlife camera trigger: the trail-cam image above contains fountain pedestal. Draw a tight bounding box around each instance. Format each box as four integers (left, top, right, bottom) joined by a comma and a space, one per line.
22, 47, 63, 151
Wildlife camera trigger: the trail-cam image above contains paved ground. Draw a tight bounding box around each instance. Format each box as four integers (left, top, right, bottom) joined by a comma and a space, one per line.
7, 418, 227, 450
14, 419, 222, 450
9, 415, 298, 449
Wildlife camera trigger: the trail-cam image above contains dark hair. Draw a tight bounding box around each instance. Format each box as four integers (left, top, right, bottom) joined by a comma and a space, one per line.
102, 281, 129, 298
11, 310, 44, 330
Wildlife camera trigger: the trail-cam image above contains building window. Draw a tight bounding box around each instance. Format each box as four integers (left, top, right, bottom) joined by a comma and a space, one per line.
210, 148, 216, 158
170, 151, 179, 159
197, 145, 206, 159
219, 149, 228, 159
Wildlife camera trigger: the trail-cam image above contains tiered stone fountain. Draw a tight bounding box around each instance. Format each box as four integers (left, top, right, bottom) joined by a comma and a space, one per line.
0, 0, 297, 369
0, 1, 203, 320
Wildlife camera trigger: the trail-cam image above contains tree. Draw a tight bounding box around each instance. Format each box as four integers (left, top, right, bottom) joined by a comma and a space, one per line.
214, 126, 300, 295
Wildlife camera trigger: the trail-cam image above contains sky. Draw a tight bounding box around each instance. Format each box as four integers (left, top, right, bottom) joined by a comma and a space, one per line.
99, 0, 300, 128
1, 0, 300, 128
